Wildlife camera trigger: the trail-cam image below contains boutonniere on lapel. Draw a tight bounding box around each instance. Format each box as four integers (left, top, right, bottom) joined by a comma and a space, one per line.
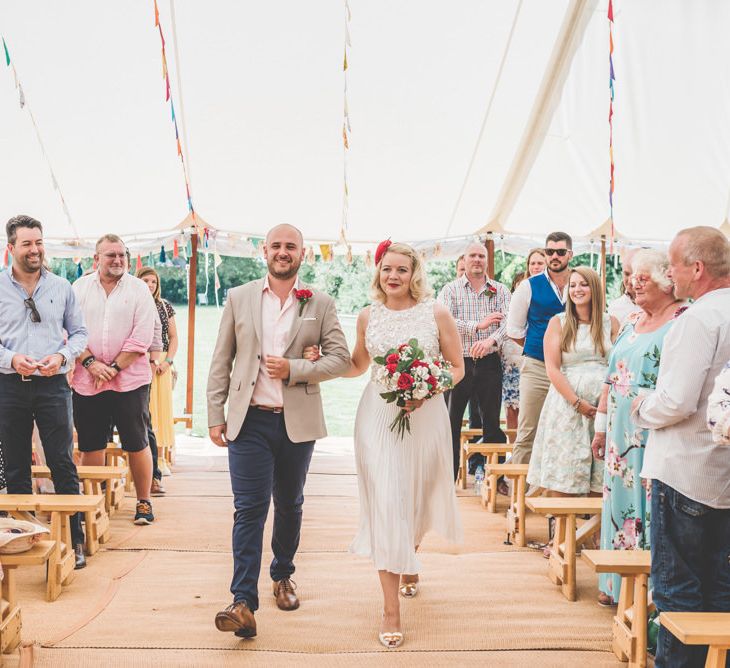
487, 283, 497, 297
295, 289, 313, 316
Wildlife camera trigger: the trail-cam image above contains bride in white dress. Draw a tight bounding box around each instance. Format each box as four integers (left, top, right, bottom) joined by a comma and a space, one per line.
346, 241, 464, 648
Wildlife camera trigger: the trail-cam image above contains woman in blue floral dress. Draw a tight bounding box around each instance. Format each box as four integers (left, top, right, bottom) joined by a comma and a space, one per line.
591, 250, 686, 605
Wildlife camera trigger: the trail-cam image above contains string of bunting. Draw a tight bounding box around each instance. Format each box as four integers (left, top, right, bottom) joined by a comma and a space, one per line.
341, 0, 352, 245
1, 36, 80, 245
152, 0, 197, 231
607, 0, 615, 252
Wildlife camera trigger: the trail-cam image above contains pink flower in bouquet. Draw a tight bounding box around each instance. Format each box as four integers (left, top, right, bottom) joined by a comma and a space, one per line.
397, 373, 414, 390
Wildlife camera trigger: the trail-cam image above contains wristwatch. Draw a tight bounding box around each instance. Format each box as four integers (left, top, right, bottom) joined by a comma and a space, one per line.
82, 355, 96, 369
109, 361, 122, 372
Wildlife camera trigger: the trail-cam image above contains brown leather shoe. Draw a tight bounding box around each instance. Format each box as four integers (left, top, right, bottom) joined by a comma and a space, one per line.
215, 602, 256, 638
273, 578, 299, 611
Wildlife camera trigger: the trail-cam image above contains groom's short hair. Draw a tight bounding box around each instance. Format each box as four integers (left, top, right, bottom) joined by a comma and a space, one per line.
266, 224, 303, 246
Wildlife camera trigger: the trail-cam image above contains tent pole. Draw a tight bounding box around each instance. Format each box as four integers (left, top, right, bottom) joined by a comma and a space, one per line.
185, 232, 198, 420
485, 234, 495, 278
600, 236, 607, 297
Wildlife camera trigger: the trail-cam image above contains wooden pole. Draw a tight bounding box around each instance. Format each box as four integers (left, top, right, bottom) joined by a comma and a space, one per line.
600, 236, 607, 298
185, 231, 198, 418
485, 234, 496, 279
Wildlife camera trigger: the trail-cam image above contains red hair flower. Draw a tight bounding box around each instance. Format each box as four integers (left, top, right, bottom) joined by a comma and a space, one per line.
374, 239, 392, 265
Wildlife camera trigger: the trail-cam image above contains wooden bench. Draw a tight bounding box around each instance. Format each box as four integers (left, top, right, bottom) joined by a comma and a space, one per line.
0, 495, 104, 601
526, 496, 603, 601
660, 612, 730, 668
32, 466, 125, 554
457, 428, 517, 489
582, 549, 652, 667
0, 541, 55, 653
475, 445, 515, 510
486, 463, 529, 547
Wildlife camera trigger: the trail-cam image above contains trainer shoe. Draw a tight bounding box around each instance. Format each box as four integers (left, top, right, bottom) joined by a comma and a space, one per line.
151, 478, 166, 496
134, 500, 155, 525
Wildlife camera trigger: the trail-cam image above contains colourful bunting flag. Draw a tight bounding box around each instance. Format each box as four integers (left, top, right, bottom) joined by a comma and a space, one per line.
76, 262, 83, 278
173, 239, 179, 258
2, 38, 9, 66
154, 0, 160, 26
92, 258, 97, 271
136, 254, 143, 271
160, 245, 166, 263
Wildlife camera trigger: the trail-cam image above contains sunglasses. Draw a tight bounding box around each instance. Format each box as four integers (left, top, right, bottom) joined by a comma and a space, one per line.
24, 297, 41, 323
544, 248, 569, 257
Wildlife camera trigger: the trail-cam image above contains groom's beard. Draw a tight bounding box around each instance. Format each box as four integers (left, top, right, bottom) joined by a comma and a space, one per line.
267, 256, 301, 280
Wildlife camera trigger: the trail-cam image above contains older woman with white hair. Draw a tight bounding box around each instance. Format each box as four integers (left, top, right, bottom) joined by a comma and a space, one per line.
591, 249, 687, 606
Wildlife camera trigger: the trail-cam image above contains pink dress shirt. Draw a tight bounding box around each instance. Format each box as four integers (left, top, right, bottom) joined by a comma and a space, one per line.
250, 276, 300, 408
71, 272, 157, 396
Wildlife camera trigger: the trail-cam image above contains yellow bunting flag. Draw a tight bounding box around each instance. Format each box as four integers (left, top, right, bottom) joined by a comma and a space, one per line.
319, 244, 332, 262
342, 125, 349, 149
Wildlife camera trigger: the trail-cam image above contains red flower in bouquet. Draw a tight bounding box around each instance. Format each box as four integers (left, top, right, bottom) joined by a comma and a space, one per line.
295, 289, 313, 316
397, 373, 414, 390
386, 353, 400, 365
385, 363, 398, 374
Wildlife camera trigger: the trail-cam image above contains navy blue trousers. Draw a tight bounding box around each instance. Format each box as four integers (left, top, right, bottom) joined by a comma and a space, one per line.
228, 408, 314, 611
651, 480, 730, 667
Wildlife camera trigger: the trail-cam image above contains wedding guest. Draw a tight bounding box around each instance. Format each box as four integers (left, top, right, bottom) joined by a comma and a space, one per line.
633, 227, 730, 667
591, 249, 685, 606
137, 266, 178, 493
707, 360, 730, 444
607, 249, 642, 326
0, 215, 88, 568
208, 224, 350, 640
347, 240, 464, 648
439, 241, 510, 479
502, 249, 546, 431
527, 268, 618, 526
72, 234, 158, 525
506, 232, 571, 466
455, 254, 466, 279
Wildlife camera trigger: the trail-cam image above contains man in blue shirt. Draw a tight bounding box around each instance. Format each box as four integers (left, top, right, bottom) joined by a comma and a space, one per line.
0, 215, 88, 568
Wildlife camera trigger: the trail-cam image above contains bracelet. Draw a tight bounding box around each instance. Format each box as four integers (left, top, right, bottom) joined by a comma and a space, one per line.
572, 397, 581, 411
82, 355, 96, 369
594, 411, 607, 432
165, 358, 174, 366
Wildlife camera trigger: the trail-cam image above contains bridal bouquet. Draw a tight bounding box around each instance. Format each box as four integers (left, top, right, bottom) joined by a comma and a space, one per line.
373, 338, 453, 439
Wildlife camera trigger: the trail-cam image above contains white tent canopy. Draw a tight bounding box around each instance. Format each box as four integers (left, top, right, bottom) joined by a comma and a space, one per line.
2, 0, 730, 255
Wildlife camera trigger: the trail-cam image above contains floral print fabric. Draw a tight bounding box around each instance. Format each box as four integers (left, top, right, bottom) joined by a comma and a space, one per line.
599, 317, 674, 599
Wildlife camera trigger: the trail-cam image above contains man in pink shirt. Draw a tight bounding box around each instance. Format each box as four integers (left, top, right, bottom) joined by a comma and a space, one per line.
72, 234, 158, 525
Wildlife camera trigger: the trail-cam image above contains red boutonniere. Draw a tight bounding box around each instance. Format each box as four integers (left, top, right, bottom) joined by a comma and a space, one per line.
487, 283, 497, 296
295, 289, 313, 316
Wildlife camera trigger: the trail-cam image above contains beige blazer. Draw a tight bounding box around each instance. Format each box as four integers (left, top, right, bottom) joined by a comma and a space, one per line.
206, 278, 351, 443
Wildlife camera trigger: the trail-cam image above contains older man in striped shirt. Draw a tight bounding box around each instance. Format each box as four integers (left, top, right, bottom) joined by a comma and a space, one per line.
438, 241, 510, 480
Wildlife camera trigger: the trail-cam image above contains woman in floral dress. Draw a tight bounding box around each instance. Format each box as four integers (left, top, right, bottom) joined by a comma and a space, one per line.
591, 250, 686, 605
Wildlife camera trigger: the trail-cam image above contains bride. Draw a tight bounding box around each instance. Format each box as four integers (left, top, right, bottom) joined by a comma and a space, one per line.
346, 240, 464, 648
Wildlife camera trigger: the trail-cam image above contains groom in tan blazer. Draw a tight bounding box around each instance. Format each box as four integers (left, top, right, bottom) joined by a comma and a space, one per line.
208, 224, 350, 639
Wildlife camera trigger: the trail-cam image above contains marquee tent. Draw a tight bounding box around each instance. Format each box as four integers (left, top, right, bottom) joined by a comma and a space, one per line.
2, 0, 730, 257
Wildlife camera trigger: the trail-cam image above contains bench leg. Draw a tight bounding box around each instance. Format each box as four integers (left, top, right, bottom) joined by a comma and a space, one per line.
82, 480, 100, 556
705, 647, 728, 668
548, 516, 566, 586
629, 573, 648, 668
459, 443, 467, 490
515, 475, 526, 547
612, 575, 634, 662
46, 513, 63, 602
0, 566, 21, 653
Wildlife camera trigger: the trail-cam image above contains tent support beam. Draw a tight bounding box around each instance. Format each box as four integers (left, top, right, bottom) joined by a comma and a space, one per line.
185, 232, 198, 420
478, 0, 598, 234
485, 234, 495, 278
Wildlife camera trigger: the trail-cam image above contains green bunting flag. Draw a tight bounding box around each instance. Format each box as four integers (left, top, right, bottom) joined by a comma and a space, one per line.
2, 38, 10, 66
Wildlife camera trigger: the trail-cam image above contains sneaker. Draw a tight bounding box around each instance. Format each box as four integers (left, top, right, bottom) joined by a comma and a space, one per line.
134, 500, 155, 525
151, 479, 166, 496
160, 462, 172, 477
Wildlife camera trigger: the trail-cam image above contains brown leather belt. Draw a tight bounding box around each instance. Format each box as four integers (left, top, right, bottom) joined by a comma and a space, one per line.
251, 404, 284, 414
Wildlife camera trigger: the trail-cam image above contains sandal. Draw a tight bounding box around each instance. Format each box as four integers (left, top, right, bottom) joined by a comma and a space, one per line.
597, 592, 615, 607
399, 575, 419, 598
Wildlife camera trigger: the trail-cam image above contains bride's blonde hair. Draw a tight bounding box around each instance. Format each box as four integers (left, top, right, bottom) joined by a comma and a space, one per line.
370, 242, 433, 303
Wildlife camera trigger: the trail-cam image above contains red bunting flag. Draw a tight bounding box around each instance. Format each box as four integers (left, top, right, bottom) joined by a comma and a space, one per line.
92, 258, 97, 271
136, 254, 143, 271
607, 0, 613, 22
154, 0, 160, 26
173, 239, 179, 258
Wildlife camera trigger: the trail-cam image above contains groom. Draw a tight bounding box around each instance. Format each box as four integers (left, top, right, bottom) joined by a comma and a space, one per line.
208, 224, 350, 639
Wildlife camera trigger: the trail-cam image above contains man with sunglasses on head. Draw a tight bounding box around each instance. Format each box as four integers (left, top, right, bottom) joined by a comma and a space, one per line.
71, 234, 158, 525
0, 215, 88, 568
506, 232, 572, 467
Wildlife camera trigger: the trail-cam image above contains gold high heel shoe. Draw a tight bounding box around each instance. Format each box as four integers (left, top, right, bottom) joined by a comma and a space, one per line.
379, 630, 404, 649
399, 575, 419, 598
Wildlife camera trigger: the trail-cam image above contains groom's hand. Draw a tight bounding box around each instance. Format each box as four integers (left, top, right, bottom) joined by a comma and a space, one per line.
209, 425, 228, 447
265, 355, 290, 380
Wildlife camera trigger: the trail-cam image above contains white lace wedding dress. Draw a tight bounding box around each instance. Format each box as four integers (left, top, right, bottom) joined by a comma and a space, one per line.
349, 299, 462, 574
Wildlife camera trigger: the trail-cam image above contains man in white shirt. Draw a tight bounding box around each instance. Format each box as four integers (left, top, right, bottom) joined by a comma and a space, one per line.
607, 249, 642, 326
633, 226, 730, 668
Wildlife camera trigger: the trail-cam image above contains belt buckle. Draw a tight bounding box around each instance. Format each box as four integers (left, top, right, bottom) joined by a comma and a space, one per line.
272, 407, 283, 414
20, 375, 32, 383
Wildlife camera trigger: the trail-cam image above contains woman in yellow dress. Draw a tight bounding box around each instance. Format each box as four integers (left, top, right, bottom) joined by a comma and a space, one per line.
137, 267, 178, 490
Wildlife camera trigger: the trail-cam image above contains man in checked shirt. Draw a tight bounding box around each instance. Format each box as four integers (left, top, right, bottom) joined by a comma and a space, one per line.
439, 241, 510, 480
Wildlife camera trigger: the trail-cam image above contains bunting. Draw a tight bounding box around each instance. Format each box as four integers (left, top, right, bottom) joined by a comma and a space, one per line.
340, 0, 352, 243
1, 36, 79, 240
608, 0, 616, 250
159, 245, 166, 263
152, 0, 197, 229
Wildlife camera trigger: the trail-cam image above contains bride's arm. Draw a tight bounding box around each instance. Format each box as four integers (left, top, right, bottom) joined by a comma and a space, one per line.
342, 307, 371, 378
434, 303, 464, 386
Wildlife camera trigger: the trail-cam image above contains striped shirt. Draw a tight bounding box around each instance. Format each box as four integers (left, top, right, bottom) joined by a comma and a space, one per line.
438, 275, 511, 357
637, 287, 730, 508
0, 267, 87, 375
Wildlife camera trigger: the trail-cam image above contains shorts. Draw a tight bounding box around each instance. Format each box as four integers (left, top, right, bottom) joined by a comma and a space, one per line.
73, 385, 151, 453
